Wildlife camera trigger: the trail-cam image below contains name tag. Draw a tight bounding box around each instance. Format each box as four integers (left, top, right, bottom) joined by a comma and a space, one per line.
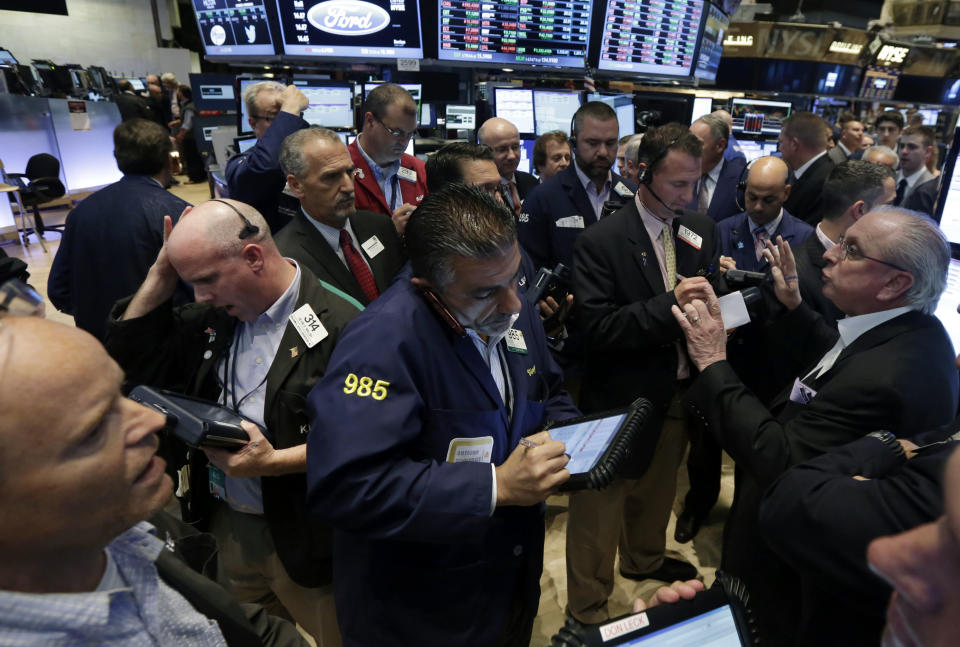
361, 235, 385, 258
556, 215, 585, 229
289, 304, 328, 348
789, 378, 818, 404
678, 225, 703, 250
505, 328, 528, 354
397, 167, 417, 183
613, 181, 633, 198
447, 436, 494, 463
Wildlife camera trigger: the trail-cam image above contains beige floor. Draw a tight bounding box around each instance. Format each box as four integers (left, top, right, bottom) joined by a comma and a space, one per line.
4, 175, 735, 645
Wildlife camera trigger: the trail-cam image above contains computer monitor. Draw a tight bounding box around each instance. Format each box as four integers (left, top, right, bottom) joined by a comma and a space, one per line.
860, 66, 900, 100
419, 102, 436, 128
691, 97, 714, 124
236, 76, 287, 135
729, 98, 792, 137
234, 135, 258, 154
935, 127, 960, 240
446, 104, 476, 130
533, 90, 582, 136
494, 88, 535, 134
276, 0, 423, 59
934, 258, 960, 355
437, 0, 593, 69
126, 77, 146, 91
596, 0, 703, 78
518, 138, 535, 175
586, 93, 635, 139
190, 73, 237, 111
693, 3, 729, 83
0, 48, 18, 66
295, 82, 355, 129
362, 82, 421, 104
191, 0, 276, 57
918, 108, 940, 126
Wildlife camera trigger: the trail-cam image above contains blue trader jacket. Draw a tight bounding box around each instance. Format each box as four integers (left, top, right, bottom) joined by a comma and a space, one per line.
306, 276, 579, 646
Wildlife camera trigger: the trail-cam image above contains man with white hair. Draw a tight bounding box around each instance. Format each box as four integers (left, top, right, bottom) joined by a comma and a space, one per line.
106, 199, 360, 646
862, 144, 899, 170
226, 81, 309, 232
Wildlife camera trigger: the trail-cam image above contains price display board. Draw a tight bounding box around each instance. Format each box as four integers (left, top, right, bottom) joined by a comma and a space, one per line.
597, 0, 702, 77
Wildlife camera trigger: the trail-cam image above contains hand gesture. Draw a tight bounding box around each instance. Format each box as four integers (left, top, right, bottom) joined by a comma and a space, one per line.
670, 286, 727, 371
763, 236, 802, 310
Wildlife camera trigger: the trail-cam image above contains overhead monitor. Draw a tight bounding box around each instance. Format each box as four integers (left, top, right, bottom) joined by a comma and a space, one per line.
586, 93, 635, 140
276, 0, 423, 59
0, 49, 18, 66
191, 0, 276, 57
533, 91, 582, 136
860, 66, 900, 100
729, 98, 791, 137
691, 97, 713, 123
597, 0, 703, 78
190, 73, 237, 111
446, 104, 476, 130
918, 108, 939, 126
438, 0, 592, 69
494, 87, 535, 134
363, 82, 421, 104
935, 127, 960, 240
297, 83, 355, 129
693, 2, 729, 82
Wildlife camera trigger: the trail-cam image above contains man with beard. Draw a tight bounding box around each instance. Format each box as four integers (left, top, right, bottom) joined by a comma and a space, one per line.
275, 127, 405, 306
518, 101, 637, 271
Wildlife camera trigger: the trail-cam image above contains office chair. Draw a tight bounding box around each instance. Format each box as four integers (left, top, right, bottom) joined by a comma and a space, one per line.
6, 153, 66, 240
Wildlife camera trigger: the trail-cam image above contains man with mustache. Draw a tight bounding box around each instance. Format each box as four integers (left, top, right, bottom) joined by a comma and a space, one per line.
275, 127, 405, 306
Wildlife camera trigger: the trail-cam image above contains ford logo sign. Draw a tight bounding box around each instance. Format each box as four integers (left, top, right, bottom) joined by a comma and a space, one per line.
308, 0, 391, 37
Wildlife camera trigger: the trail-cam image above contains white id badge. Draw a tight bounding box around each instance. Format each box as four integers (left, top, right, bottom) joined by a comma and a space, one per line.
789, 378, 818, 404
361, 235, 385, 258
289, 304, 328, 348
677, 225, 703, 250
447, 436, 494, 463
397, 167, 417, 183
613, 181, 633, 197
505, 328, 528, 354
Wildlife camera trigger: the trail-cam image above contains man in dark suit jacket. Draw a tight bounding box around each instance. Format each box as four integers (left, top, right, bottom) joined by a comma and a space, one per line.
519, 101, 637, 272
48, 118, 190, 341
688, 114, 746, 223
0, 317, 308, 647
903, 175, 939, 216
780, 112, 836, 224
114, 80, 153, 121
106, 200, 361, 647
225, 81, 309, 233
275, 127, 405, 306
673, 208, 958, 644
566, 124, 721, 624
478, 117, 538, 213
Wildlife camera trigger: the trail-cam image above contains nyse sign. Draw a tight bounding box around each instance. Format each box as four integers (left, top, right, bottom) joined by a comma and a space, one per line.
877, 44, 910, 65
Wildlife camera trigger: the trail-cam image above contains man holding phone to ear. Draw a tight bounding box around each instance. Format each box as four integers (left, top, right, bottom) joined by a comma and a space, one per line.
306, 184, 580, 647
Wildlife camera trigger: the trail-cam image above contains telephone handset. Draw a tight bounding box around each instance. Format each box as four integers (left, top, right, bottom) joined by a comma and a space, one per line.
419, 287, 467, 337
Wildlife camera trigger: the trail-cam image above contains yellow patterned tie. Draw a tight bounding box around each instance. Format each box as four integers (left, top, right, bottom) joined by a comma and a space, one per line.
661, 224, 677, 290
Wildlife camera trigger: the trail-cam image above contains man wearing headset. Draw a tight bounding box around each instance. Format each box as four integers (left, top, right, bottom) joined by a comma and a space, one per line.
105, 199, 360, 646
565, 123, 724, 625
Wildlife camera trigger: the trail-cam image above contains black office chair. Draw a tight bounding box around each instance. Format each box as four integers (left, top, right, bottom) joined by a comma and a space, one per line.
6, 153, 66, 239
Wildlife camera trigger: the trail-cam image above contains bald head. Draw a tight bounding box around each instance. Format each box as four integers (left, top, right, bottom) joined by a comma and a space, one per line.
168, 199, 272, 261
744, 156, 791, 226
712, 110, 733, 129
478, 117, 522, 179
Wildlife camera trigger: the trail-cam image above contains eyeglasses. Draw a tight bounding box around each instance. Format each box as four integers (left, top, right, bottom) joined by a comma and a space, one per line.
251, 114, 276, 123
371, 113, 416, 140
836, 235, 908, 272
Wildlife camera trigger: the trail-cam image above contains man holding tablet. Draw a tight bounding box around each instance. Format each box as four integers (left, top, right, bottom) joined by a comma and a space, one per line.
306, 185, 580, 646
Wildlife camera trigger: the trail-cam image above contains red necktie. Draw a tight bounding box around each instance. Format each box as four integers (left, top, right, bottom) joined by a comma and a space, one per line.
339, 229, 379, 302
508, 180, 522, 216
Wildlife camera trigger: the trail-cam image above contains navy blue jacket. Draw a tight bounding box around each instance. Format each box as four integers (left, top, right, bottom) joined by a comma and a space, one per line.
718, 209, 813, 273
686, 156, 746, 223
225, 111, 308, 233
518, 162, 636, 271
306, 277, 579, 646
47, 174, 190, 340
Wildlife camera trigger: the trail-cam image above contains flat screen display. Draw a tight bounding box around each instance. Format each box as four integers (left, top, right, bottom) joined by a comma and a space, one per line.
860, 66, 900, 100
446, 104, 476, 129
533, 90, 582, 135
691, 96, 713, 123
736, 139, 779, 163
0, 49, 18, 66
693, 2, 728, 82
618, 605, 742, 645
192, 0, 276, 57
936, 128, 960, 241
729, 98, 791, 136
363, 81, 421, 104
190, 73, 237, 111
934, 259, 960, 356
297, 84, 355, 129
438, 0, 592, 69
597, 0, 703, 77
547, 413, 626, 475
276, 0, 423, 59
237, 76, 286, 135
586, 93, 636, 139
494, 87, 535, 134
126, 78, 146, 91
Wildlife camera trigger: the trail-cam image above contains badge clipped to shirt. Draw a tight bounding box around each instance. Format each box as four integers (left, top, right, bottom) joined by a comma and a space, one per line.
613, 181, 633, 198
447, 436, 494, 463
556, 215, 585, 229
361, 235, 385, 258
397, 167, 418, 183
289, 304, 328, 348
505, 328, 528, 354
789, 378, 818, 404
677, 225, 703, 250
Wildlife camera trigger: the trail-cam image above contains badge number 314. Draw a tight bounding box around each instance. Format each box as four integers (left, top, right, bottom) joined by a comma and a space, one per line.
343, 373, 389, 401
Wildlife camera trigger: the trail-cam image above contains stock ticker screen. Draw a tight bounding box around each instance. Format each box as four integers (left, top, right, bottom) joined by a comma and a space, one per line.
597, 0, 703, 77
192, 0, 277, 57
438, 0, 593, 69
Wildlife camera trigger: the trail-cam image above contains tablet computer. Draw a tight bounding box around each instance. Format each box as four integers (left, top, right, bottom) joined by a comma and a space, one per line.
129, 386, 250, 450
550, 397, 653, 492
551, 572, 757, 646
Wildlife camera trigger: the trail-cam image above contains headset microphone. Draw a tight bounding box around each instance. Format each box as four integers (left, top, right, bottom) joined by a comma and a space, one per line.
645, 183, 685, 217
